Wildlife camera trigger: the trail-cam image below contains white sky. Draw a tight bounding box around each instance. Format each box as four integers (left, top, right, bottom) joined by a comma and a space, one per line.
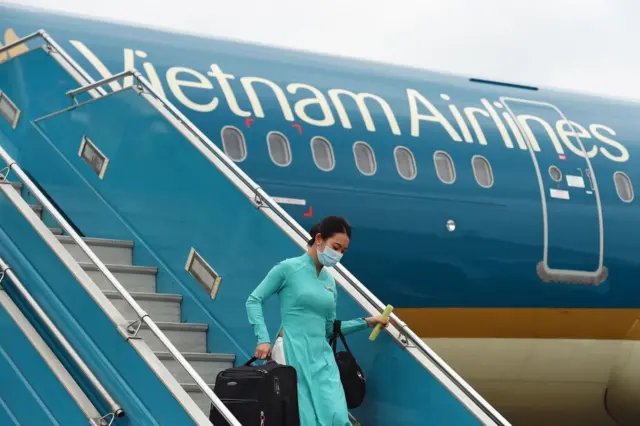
6, 0, 640, 101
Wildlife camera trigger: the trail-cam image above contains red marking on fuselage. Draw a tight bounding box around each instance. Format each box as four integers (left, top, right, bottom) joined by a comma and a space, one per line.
303, 206, 313, 217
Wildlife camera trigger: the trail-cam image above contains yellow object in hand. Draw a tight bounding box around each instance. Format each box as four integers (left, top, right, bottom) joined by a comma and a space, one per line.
369, 305, 393, 341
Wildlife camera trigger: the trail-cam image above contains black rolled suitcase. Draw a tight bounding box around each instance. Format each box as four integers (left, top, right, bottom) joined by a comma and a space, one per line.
208, 357, 300, 426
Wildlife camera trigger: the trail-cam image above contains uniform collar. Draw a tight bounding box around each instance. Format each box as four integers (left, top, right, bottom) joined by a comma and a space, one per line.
303, 252, 325, 276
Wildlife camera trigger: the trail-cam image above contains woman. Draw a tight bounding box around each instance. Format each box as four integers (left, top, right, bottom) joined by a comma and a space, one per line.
246, 215, 389, 426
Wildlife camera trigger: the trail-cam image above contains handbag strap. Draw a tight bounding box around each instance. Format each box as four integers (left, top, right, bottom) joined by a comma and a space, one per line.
330, 320, 340, 352
330, 320, 354, 356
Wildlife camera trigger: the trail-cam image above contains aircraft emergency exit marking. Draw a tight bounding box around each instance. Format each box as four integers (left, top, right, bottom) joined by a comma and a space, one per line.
291, 123, 303, 135
303, 206, 313, 217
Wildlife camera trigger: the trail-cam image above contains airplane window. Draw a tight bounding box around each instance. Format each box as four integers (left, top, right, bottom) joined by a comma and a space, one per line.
311, 137, 335, 171
394, 146, 417, 180
549, 165, 562, 182
614, 171, 634, 203
472, 155, 494, 188
221, 126, 246, 162
267, 132, 292, 167
353, 141, 376, 176
434, 151, 455, 184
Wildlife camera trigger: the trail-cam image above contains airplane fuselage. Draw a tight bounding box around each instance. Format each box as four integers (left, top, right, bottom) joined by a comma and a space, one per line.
2, 5, 639, 341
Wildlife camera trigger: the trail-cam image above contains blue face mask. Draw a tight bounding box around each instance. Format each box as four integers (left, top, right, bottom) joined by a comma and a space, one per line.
318, 244, 343, 267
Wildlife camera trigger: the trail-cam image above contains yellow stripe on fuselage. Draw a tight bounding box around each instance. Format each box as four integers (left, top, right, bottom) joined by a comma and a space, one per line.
395, 308, 640, 340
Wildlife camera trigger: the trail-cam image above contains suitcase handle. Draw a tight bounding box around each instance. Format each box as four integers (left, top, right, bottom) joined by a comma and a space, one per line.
245, 356, 272, 366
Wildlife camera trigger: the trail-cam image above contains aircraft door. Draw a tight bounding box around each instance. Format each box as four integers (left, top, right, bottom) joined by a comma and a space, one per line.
500, 97, 606, 285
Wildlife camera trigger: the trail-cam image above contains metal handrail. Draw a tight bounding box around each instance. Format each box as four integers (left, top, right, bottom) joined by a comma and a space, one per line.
5, 29, 508, 424
66, 69, 510, 425
0, 255, 124, 426
0, 30, 41, 53
1, 32, 240, 425
66, 70, 131, 99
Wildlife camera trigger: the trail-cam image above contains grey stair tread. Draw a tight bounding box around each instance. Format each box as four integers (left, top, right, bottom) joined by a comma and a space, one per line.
105, 289, 181, 322
30, 204, 43, 214
156, 351, 234, 384
79, 262, 157, 293
102, 290, 182, 303
78, 262, 157, 274
154, 351, 235, 363
8, 181, 22, 191
49, 228, 63, 235
137, 321, 208, 353
183, 383, 219, 413
142, 321, 208, 332
58, 238, 133, 266
56, 235, 134, 247
181, 383, 216, 392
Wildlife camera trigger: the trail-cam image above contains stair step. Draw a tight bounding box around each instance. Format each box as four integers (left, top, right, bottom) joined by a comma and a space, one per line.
79, 263, 157, 293
182, 383, 217, 414
8, 181, 22, 192
49, 228, 63, 235
137, 321, 208, 353
30, 204, 43, 218
155, 351, 234, 384
104, 291, 182, 323
57, 235, 133, 265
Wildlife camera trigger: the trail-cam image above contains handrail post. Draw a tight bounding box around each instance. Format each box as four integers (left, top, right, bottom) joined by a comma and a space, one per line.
39, 31, 105, 97
66, 70, 135, 99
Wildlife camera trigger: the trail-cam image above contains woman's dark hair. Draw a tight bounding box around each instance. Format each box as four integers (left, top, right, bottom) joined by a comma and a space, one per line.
307, 216, 352, 246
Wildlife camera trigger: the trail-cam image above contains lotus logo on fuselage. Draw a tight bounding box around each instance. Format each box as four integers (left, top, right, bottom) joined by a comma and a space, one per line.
0, 28, 29, 63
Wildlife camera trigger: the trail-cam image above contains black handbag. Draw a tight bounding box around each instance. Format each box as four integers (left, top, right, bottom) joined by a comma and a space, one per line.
329, 320, 366, 409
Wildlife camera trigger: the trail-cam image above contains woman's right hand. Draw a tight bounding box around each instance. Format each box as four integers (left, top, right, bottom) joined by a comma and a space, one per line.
255, 343, 271, 360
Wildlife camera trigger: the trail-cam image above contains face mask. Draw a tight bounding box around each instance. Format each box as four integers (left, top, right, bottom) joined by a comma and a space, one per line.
318, 244, 343, 267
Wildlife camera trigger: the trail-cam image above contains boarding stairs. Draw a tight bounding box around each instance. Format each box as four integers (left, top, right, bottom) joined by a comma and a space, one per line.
4, 180, 234, 412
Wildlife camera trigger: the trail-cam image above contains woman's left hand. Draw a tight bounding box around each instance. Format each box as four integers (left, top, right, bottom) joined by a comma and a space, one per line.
365, 315, 390, 329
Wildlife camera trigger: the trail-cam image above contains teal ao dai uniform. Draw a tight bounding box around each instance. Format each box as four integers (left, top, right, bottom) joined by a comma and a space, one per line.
246, 253, 368, 426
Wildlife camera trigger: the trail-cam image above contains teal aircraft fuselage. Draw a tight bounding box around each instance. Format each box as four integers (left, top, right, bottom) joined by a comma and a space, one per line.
1, 3, 639, 343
